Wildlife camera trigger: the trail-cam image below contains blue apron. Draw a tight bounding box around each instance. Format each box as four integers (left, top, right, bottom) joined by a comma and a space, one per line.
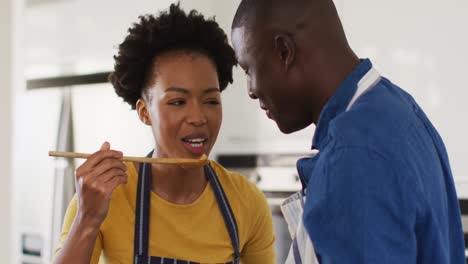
133, 152, 241, 264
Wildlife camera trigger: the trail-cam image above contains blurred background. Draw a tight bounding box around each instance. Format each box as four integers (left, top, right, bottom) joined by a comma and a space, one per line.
1, 0, 468, 263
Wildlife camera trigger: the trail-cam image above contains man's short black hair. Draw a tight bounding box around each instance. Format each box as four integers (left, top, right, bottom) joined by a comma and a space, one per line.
232, 0, 262, 29
110, 3, 237, 109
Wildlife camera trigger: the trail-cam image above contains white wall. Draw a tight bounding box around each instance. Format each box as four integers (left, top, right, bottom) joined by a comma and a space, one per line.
24, 0, 216, 79
0, 0, 13, 261
339, 0, 468, 195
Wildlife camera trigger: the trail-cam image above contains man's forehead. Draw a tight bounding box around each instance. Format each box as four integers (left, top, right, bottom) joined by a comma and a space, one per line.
232, 27, 256, 57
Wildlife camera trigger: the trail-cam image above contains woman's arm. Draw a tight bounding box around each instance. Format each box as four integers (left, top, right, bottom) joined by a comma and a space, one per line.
53, 202, 103, 264
53, 142, 127, 263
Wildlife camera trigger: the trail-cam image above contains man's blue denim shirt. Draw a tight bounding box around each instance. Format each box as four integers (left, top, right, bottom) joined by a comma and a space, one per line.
297, 59, 465, 263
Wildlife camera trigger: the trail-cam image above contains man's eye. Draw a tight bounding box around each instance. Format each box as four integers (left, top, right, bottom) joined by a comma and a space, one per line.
206, 99, 220, 105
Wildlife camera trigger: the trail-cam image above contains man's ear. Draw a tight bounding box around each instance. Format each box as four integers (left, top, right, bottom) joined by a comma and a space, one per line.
136, 99, 152, 126
274, 34, 296, 71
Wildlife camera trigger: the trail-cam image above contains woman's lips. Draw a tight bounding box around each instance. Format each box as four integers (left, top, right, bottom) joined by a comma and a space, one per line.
182, 138, 207, 155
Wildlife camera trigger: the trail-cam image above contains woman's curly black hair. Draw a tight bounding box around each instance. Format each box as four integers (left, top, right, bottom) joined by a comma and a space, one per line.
109, 3, 237, 109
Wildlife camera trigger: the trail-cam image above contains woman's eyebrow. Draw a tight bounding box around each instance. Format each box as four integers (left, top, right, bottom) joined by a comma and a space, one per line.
165, 87, 190, 94
164, 87, 220, 94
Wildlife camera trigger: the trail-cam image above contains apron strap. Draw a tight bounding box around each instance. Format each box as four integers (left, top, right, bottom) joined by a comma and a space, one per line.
204, 165, 241, 262
134, 151, 154, 263
133, 151, 240, 264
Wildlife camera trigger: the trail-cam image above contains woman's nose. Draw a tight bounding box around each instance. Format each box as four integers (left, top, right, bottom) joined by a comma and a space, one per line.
187, 104, 207, 126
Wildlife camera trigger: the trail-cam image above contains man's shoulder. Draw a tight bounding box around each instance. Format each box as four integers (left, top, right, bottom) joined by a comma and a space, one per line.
329, 79, 417, 153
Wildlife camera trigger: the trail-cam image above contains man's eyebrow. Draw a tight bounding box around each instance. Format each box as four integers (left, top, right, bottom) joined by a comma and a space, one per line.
203, 87, 221, 94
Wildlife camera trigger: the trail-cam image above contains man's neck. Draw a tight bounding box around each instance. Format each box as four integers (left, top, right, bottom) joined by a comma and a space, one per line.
307, 50, 360, 124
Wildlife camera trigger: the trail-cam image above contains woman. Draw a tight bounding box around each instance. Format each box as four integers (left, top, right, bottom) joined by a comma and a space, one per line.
53, 3, 275, 264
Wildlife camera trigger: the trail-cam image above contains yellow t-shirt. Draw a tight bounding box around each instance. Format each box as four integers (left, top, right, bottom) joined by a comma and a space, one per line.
54, 161, 275, 264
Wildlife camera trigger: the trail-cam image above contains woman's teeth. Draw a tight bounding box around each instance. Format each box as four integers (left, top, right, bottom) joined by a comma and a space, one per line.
188, 138, 205, 142
185, 138, 206, 147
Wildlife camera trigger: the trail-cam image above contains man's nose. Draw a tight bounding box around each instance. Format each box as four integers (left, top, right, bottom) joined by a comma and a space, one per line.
248, 87, 258, 100
247, 77, 258, 99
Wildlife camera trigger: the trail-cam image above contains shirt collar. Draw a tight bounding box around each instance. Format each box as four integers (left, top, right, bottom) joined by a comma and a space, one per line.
312, 59, 373, 150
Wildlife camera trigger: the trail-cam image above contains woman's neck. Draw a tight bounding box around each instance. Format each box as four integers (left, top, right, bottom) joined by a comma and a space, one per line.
150, 162, 208, 205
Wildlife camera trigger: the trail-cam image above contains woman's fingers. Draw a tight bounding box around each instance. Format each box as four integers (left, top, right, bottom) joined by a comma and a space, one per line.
97, 167, 128, 186
106, 175, 128, 196
91, 158, 127, 179
77, 143, 123, 175
100, 141, 110, 151
73, 142, 129, 226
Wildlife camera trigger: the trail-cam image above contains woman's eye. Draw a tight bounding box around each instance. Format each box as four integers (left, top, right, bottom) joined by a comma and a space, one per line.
168, 100, 185, 106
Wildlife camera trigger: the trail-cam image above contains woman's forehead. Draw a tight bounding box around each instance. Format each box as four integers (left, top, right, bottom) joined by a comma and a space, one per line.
145, 53, 218, 91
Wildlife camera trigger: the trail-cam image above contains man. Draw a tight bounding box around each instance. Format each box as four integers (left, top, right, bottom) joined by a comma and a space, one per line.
231, 0, 465, 263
